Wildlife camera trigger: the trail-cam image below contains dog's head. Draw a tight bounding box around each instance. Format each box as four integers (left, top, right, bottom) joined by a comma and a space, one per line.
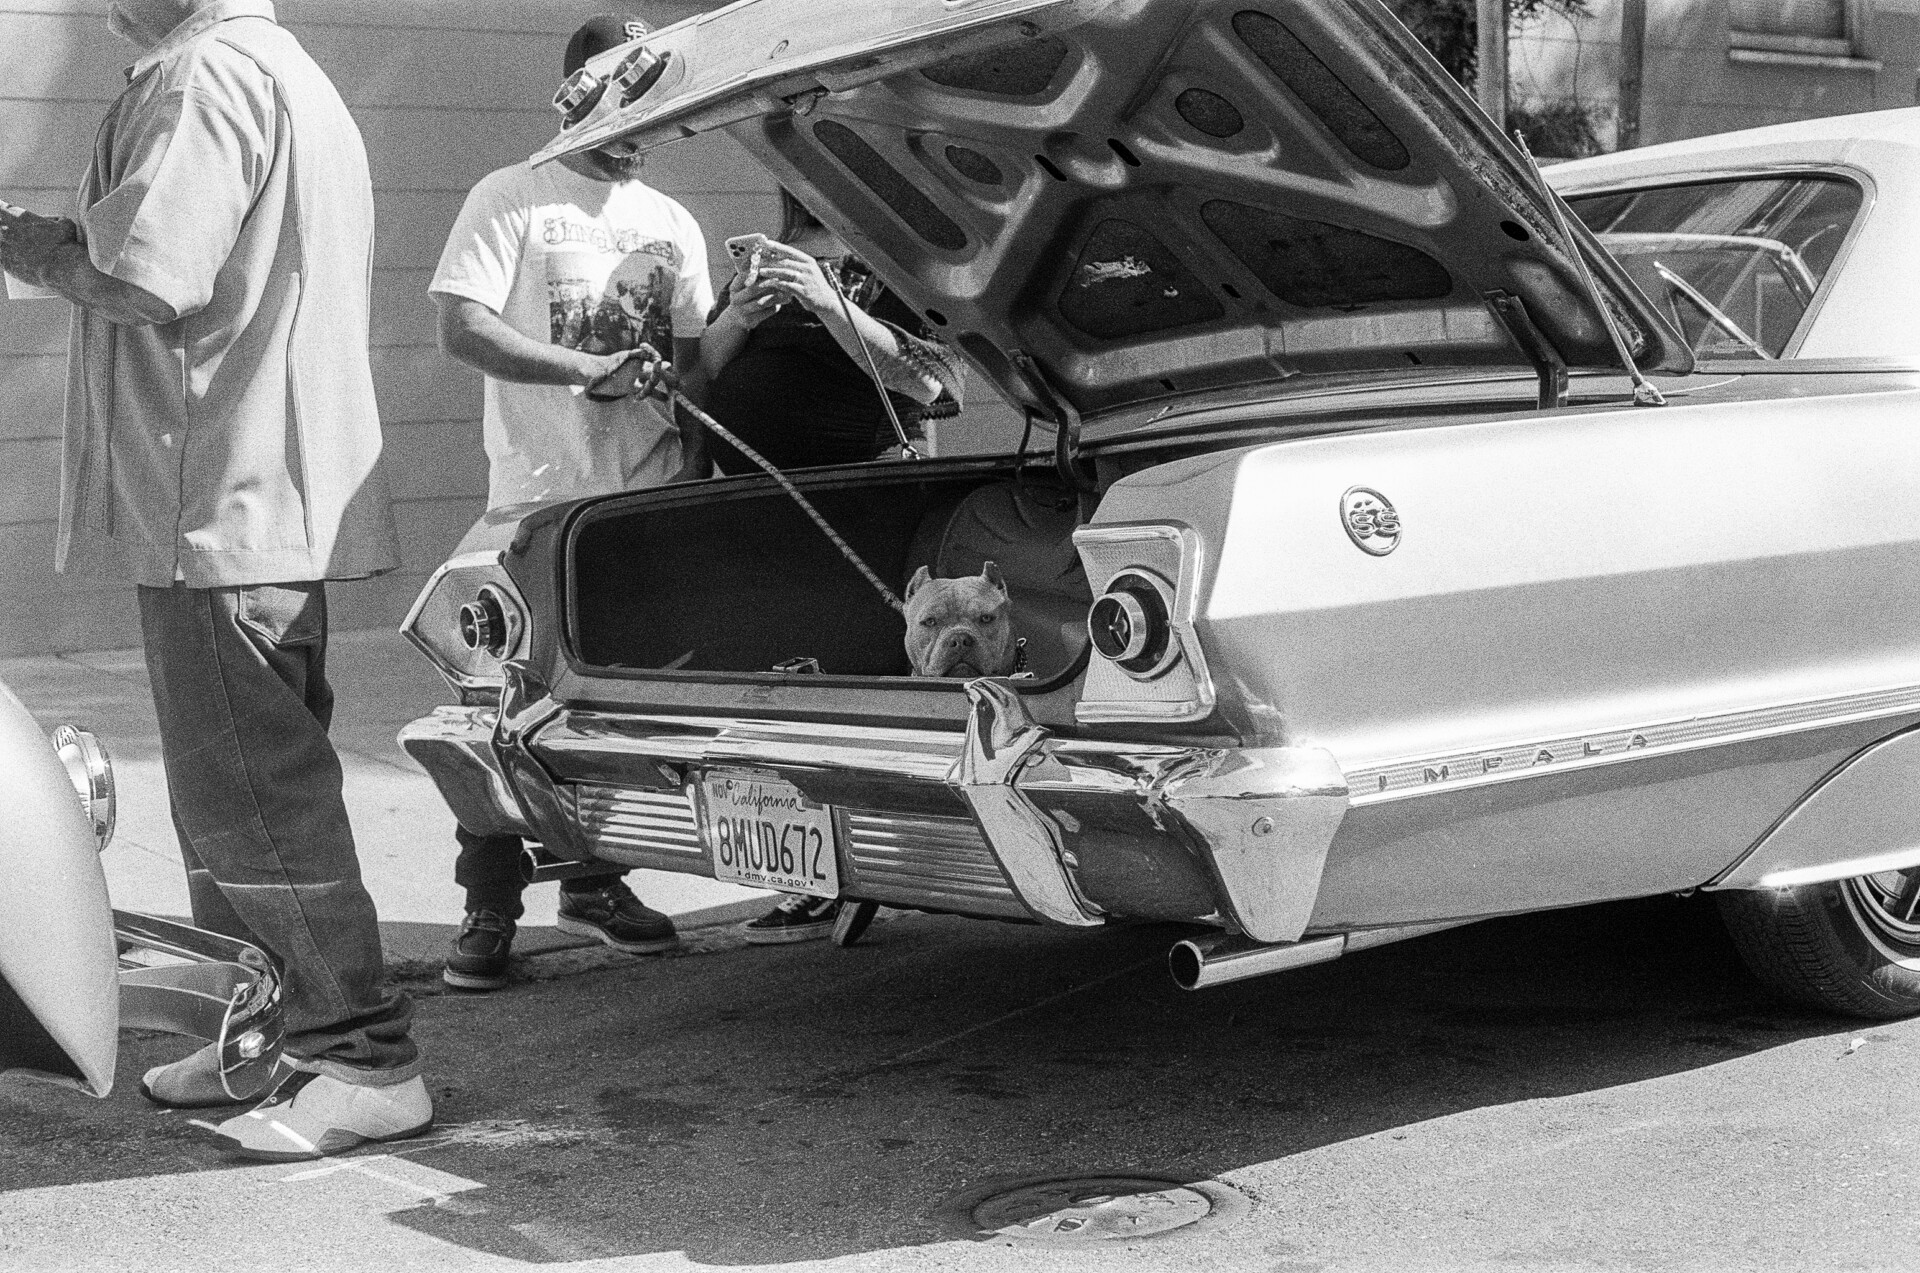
903, 562, 1016, 678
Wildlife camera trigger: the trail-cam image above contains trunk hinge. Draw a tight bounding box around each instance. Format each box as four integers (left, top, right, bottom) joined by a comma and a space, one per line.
1484, 290, 1568, 410
1008, 349, 1092, 495
1513, 131, 1667, 407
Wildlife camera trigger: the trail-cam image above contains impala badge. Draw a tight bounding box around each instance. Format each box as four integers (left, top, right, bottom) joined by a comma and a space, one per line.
1341, 487, 1400, 556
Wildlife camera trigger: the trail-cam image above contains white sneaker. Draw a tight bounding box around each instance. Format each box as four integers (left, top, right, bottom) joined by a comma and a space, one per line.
212, 1072, 433, 1161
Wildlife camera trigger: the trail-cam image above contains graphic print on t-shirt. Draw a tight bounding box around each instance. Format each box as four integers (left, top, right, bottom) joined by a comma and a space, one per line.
543, 219, 679, 357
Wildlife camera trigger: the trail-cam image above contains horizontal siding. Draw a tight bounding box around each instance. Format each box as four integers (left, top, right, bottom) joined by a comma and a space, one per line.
372, 192, 471, 269
393, 496, 487, 574
370, 268, 439, 348
373, 347, 483, 426
0, 438, 61, 524
0, 354, 66, 442
383, 421, 488, 502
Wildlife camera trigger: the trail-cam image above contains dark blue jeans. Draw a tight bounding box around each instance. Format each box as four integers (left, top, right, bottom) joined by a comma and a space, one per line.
137, 582, 418, 1083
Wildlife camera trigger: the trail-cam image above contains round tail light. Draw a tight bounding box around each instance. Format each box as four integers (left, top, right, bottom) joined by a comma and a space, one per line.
457, 585, 520, 659
1087, 571, 1177, 679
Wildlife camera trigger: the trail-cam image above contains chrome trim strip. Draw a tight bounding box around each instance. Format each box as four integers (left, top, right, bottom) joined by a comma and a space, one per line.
573, 783, 704, 857
841, 809, 1027, 916
1755, 845, 1920, 890
536, 713, 962, 782
1347, 682, 1920, 806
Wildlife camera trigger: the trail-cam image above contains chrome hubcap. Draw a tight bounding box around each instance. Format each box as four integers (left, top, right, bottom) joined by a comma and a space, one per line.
1844, 868, 1920, 952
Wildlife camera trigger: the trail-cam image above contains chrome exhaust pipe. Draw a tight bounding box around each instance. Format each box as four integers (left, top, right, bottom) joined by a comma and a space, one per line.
519, 846, 612, 884
1168, 934, 1345, 990
1169, 920, 1473, 991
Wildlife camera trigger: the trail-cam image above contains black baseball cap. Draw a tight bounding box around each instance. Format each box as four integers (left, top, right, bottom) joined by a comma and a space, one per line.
564, 14, 649, 77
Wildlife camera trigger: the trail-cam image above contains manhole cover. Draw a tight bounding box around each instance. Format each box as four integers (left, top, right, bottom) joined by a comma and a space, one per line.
958, 1175, 1238, 1244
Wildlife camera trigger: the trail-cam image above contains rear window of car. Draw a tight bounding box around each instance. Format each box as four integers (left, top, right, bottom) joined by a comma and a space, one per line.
1567, 175, 1862, 361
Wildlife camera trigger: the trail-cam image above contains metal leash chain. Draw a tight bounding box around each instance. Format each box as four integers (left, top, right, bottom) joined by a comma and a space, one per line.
664, 385, 906, 614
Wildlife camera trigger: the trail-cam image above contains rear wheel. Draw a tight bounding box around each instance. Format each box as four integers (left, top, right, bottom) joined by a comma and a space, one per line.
1717, 868, 1920, 1019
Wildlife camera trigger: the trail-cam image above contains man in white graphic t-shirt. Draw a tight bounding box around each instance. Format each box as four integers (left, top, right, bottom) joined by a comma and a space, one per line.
428, 14, 716, 990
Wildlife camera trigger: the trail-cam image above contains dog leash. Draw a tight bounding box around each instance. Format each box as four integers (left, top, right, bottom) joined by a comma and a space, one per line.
659, 382, 907, 614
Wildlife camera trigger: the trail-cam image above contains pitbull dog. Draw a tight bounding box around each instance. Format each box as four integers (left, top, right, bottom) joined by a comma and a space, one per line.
904, 562, 1017, 678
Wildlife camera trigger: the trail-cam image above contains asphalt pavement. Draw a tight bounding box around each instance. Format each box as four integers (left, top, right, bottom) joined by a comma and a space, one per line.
3, 635, 1919, 1270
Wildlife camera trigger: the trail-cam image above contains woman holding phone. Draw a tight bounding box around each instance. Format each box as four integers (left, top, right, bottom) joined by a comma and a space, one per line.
702, 191, 964, 943
699, 190, 964, 477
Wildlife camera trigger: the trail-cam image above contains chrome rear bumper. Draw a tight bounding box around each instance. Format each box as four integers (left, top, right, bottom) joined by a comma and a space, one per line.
400, 677, 1351, 943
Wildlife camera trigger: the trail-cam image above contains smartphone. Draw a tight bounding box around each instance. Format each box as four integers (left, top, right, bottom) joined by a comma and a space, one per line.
724, 232, 769, 285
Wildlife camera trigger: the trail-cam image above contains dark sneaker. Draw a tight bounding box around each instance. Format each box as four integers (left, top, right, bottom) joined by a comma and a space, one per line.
743, 894, 841, 945
443, 909, 515, 991
556, 880, 680, 954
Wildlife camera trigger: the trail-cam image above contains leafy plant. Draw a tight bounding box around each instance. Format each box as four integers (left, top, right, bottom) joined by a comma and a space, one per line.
1508, 98, 1606, 158
1383, 0, 1591, 90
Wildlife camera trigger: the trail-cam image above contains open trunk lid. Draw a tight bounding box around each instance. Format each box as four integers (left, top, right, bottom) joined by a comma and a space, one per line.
537, 0, 1691, 427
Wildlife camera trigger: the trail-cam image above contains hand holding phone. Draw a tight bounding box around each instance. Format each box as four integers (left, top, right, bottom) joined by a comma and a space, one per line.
725, 233, 769, 286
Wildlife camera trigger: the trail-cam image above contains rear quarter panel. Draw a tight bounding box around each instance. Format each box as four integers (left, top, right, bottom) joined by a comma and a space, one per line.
1094, 380, 1920, 926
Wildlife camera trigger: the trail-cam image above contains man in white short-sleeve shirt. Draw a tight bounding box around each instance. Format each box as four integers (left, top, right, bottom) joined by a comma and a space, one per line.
428, 14, 715, 991
431, 16, 714, 509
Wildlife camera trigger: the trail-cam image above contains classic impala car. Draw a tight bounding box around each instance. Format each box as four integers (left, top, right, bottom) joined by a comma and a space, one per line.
400, 0, 1920, 1017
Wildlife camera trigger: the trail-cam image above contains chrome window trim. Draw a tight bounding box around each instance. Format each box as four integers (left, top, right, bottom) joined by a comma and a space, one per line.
1346, 680, 1920, 806
1557, 162, 1877, 361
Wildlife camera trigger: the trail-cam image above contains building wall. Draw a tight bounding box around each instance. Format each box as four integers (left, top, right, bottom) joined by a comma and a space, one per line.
1511, 0, 1920, 147
0, 0, 1022, 657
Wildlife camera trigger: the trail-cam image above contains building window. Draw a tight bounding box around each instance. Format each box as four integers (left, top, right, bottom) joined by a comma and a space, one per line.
1728, 0, 1877, 66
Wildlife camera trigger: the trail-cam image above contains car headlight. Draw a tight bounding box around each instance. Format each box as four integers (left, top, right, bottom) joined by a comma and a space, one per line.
51, 725, 114, 852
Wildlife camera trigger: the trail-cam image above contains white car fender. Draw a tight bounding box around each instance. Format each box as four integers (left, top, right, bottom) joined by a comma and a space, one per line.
0, 680, 119, 1097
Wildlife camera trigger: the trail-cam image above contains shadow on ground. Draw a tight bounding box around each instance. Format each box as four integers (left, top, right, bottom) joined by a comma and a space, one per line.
0, 894, 1841, 1265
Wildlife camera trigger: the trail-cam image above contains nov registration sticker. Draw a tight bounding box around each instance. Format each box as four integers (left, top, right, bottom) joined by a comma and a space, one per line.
699, 768, 840, 898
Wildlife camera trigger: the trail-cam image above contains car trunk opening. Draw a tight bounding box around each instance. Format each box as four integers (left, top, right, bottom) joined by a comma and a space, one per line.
567, 467, 1093, 682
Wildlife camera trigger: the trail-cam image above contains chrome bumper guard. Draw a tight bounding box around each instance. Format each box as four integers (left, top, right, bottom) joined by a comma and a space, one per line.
401, 677, 1352, 944
115, 911, 284, 1101
397, 705, 531, 839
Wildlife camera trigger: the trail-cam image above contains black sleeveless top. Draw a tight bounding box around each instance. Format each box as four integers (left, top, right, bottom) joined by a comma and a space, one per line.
704, 259, 940, 474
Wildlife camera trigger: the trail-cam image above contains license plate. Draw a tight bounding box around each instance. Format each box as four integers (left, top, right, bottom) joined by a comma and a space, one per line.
700, 769, 839, 898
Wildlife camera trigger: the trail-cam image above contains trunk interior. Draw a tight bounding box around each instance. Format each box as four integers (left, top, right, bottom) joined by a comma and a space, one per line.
568, 466, 1094, 682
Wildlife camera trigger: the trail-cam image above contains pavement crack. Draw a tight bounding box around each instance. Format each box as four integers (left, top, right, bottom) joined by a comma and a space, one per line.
749, 953, 1162, 1112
